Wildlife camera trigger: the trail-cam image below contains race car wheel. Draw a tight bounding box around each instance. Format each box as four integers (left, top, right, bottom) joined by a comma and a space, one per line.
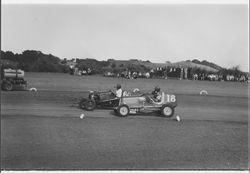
85, 100, 96, 111
2, 82, 13, 91
79, 98, 87, 110
161, 105, 174, 118
117, 105, 129, 117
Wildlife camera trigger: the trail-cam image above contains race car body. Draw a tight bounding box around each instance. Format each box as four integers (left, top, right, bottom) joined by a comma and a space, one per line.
79, 91, 119, 110
114, 92, 177, 117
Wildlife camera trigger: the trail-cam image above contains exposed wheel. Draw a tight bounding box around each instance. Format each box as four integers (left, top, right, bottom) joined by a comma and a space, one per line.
117, 105, 129, 117
2, 82, 13, 91
79, 98, 87, 110
161, 105, 174, 118
85, 100, 96, 111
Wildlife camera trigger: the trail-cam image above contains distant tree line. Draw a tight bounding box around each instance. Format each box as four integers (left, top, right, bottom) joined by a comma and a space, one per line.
1, 50, 152, 75
1, 50, 247, 79
76, 58, 109, 74
1, 50, 70, 73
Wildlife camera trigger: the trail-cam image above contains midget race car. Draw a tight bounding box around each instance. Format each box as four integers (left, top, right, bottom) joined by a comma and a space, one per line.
79, 89, 177, 117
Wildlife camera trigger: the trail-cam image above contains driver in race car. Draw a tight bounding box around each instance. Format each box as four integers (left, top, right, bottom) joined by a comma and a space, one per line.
151, 86, 162, 102
115, 83, 123, 98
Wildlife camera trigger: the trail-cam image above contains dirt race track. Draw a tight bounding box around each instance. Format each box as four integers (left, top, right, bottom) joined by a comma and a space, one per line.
1, 73, 249, 170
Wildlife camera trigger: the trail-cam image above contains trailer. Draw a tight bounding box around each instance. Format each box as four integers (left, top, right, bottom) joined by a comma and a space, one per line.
1, 68, 28, 91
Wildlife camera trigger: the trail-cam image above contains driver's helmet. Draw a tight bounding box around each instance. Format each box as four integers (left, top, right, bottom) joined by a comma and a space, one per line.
116, 83, 122, 90
154, 86, 161, 92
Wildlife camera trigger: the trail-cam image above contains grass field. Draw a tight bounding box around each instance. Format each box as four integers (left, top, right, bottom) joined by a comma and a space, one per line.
25, 72, 248, 97
1, 72, 249, 170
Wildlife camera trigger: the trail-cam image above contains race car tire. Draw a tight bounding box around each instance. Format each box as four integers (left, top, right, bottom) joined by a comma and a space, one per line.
161, 105, 174, 118
85, 100, 96, 111
2, 82, 13, 91
79, 98, 88, 109
117, 105, 129, 117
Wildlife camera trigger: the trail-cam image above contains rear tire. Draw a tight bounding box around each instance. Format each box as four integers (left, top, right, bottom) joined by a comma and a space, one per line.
161, 105, 174, 118
117, 105, 129, 117
2, 82, 13, 91
85, 100, 96, 111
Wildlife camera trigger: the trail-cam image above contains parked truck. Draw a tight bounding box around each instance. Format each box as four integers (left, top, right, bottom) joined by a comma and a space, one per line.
1, 66, 28, 91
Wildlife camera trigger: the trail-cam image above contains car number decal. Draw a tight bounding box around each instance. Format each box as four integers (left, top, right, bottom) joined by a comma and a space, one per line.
166, 95, 176, 102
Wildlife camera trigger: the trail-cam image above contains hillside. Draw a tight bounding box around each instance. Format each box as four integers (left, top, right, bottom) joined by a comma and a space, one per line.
191, 59, 223, 70
171, 60, 218, 72
108, 59, 218, 72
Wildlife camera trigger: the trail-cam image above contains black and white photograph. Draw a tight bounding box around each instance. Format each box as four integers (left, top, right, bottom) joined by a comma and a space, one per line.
1, 0, 249, 171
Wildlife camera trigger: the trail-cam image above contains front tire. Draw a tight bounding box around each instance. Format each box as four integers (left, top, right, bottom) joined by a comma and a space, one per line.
85, 100, 96, 111
79, 98, 87, 110
161, 105, 174, 118
117, 105, 129, 117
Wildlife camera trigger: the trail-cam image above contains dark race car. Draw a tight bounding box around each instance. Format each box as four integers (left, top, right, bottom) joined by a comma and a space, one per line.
79, 90, 119, 110
79, 90, 177, 118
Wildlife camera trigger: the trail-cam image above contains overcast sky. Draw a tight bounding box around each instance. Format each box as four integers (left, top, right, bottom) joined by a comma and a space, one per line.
1, 4, 249, 71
